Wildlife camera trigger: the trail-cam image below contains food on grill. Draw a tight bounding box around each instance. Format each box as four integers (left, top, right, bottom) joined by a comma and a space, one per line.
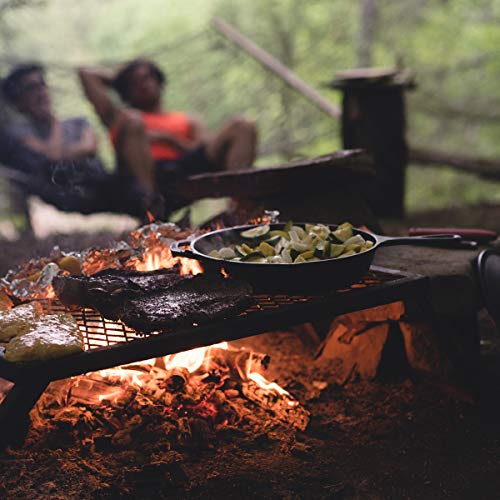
208, 222, 374, 264
57, 255, 82, 276
0, 291, 13, 311
54, 268, 254, 332
53, 268, 190, 319
0, 302, 43, 342
119, 273, 255, 333
4, 313, 83, 363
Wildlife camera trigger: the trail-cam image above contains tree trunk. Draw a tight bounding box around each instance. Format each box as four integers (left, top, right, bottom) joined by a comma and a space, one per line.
357, 0, 377, 68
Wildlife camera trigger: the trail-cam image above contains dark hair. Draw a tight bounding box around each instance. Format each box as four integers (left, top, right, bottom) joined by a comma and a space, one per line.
112, 58, 166, 103
2, 63, 44, 103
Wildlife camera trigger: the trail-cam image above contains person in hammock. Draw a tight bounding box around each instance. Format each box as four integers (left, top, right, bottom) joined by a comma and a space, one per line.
0, 63, 149, 217
2, 64, 99, 165
78, 58, 257, 210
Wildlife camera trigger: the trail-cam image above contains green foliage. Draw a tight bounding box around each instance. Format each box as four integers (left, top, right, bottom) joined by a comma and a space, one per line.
2, 0, 500, 219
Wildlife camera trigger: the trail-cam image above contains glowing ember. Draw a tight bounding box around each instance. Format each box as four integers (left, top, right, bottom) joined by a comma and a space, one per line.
53, 341, 309, 430
247, 372, 293, 399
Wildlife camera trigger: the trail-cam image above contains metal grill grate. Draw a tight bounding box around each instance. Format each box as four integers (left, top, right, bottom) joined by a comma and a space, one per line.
39, 268, 408, 352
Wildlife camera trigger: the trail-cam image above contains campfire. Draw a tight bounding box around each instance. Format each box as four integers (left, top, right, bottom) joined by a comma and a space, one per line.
0, 218, 453, 462
0, 221, 310, 451
29, 341, 309, 452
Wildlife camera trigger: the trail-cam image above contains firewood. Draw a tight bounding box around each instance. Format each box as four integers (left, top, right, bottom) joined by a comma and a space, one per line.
241, 381, 310, 431
111, 428, 132, 447
163, 367, 190, 392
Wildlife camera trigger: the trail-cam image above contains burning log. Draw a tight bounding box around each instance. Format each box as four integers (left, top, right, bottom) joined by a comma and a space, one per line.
241, 378, 310, 431
25, 339, 309, 455
163, 367, 190, 392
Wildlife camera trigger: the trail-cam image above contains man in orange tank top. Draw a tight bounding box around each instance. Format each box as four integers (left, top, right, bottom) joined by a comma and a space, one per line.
78, 58, 257, 213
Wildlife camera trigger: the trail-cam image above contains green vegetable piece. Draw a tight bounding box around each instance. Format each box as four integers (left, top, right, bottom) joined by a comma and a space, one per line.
269, 230, 290, 241
345, 244, 361, 253
333, 223, 353, 243
267, 255, 283, 263
240, 225, 270, 239
219, 247, 237, 259
249, 257, 267, 263
264, 235, 281, 246
241, 251, 265, 262
310, 224, 330, 240
258, 241, 276, 257
208, 250, 221, 258
328, 233, 343, 244
330, 244, 345, 258
299, 250, 314, 260
235, 245, 247, 257
359, 240, 375, 253
314, 241, 331, 259
241, 243, 254, 254
292, 225, 306, 239
283, 220, 293, 232
339, 250, 356, 258
344, 234, 366, 247
294, 255, 306, 263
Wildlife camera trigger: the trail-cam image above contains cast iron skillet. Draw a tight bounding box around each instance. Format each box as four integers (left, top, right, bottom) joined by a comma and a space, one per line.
171, 224, 464, 293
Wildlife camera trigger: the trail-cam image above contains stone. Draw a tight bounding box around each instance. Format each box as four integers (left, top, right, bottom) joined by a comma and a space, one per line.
317, 323, 389, 383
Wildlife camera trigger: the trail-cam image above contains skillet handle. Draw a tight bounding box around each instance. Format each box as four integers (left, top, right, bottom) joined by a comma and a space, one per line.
376, 234, 476, 249
170, 239, 197, 259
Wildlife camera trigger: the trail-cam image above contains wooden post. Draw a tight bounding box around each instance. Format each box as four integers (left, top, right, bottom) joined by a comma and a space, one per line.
329, 69, 415, 219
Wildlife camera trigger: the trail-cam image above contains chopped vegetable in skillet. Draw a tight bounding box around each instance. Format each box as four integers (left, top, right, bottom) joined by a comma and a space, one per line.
208, 222, 374, 264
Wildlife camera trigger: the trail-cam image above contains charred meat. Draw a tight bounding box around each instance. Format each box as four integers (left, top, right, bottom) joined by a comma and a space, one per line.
53, 268, 190, 319
54, 269, 254, 332
120, 273, 255, 333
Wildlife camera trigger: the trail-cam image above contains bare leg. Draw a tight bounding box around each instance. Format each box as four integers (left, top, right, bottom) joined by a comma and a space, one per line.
114, 110, 155, 193
205, 116, 257, 172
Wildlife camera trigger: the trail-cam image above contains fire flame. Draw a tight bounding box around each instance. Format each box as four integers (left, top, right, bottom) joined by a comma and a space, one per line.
78, 341, 293, 406
134, 246, 203, 275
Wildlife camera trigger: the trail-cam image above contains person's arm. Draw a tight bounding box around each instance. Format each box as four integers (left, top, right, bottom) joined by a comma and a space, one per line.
78, 67, 118, 128
22, 119, 63, 160
62, 126, 98, 160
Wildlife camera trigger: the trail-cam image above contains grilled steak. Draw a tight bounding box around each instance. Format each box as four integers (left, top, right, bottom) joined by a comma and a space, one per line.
119, 273, 255, 333
54, 268, 190, 319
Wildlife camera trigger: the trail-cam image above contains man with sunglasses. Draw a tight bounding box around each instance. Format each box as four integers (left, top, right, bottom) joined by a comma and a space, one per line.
0, 63, 151, 218
2, 64, 97, 162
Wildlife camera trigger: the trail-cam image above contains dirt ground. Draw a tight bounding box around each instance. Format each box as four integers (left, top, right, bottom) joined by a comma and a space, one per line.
1, 204, 500, 499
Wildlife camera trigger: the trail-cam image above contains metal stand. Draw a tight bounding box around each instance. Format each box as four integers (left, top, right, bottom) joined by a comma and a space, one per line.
0, 379, 49, 448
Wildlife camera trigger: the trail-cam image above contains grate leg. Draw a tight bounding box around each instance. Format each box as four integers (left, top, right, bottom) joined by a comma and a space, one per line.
0, 379, 49, 449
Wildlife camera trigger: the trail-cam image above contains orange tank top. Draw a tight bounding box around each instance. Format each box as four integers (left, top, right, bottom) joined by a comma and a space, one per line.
109, 111, 192, 162
143, 112, 191, 161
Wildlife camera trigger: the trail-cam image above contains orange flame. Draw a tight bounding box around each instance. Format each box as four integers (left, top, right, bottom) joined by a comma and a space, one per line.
134, 246, 203, 275
80, 340, 292, 407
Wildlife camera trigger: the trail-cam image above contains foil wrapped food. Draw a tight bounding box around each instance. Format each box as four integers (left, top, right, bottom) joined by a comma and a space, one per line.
1, 222, 199, 302
3, 313, 83, 363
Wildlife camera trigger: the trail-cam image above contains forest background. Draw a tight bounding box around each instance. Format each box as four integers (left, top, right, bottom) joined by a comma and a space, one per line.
1, 0, 500, 222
